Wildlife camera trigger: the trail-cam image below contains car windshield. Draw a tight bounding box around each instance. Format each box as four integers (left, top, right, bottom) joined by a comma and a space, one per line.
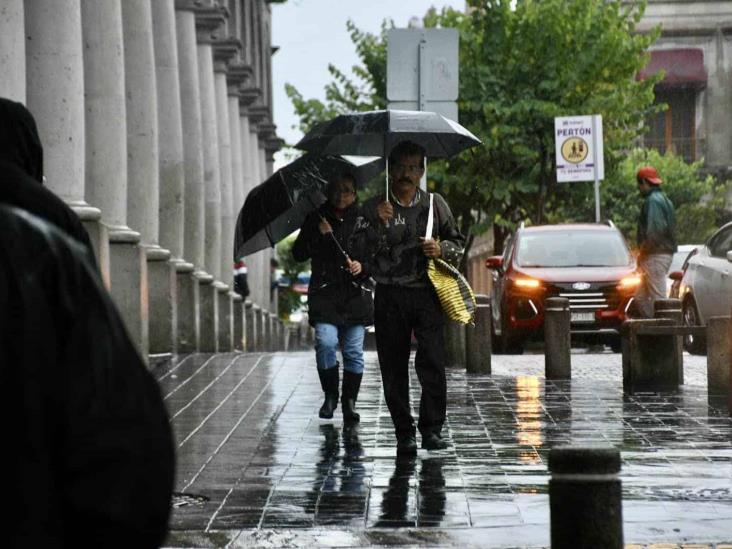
516, 230, 631, 268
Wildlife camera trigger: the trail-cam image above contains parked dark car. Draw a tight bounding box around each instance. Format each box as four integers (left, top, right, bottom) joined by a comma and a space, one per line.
678, 222, 732, 354
486, 222, 640, 353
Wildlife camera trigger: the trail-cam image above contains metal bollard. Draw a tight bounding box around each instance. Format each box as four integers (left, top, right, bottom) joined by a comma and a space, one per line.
466, 294, 491, 374
444, 320, 466, 368
545, 297, 571, 379
707, 316, 730, 397
654, 298, 683, 384
549, 446, 623, 549
244, 300, 255, 352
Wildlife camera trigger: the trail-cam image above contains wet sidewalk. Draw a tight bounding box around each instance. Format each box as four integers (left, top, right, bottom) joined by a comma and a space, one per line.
157, 350, 732, 548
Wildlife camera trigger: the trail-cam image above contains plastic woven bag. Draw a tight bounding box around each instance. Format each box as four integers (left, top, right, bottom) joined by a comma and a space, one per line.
425, 194, 477, 325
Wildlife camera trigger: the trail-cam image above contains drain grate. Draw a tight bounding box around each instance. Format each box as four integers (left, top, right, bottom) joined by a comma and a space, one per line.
172, 492, 209, 508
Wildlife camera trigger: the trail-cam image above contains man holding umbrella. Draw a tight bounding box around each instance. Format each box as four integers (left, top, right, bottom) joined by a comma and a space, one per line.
352, 141, 465, 454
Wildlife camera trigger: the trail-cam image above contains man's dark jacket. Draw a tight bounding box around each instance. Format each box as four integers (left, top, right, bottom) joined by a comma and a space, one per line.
292, 202, 373, 327
0, 205, 174, 548
637, 186, 677, 256
352, 190, 465, 287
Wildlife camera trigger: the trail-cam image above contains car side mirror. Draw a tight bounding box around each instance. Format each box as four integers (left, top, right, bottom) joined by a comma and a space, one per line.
727, 251, 732, 263
485, 256, 503, 270
669, 270, 683, 281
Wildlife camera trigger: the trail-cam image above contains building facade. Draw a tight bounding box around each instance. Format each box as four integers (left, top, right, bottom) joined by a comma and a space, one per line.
0, 0, 283, 357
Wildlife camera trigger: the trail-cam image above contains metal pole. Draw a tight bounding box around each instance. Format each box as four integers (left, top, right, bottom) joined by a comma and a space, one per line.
592, 115, 600, 223
418, 35, 428, 192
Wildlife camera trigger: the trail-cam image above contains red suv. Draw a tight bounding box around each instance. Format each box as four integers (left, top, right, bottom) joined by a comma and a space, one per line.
486, 223, 640, 353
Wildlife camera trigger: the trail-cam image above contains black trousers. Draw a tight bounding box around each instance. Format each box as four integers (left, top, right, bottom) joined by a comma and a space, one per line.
374, 284, 447, 438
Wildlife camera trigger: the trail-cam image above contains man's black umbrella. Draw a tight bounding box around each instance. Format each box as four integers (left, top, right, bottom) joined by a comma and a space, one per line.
295, 109, 482, 159
234, 154, 383, 259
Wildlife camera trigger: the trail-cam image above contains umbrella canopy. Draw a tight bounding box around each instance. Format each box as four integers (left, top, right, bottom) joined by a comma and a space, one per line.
234, 154, 383, 259
294, 109, 482, 159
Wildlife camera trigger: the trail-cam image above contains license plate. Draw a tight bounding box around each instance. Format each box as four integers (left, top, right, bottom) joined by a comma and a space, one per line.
570, 311, 595, 323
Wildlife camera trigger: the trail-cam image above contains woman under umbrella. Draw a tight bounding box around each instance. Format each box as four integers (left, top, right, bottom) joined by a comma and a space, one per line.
292, 171, 373, 423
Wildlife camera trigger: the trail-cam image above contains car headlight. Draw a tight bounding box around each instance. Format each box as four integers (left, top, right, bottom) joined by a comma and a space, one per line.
514, 277, 542, 289
618, 274, 642, 289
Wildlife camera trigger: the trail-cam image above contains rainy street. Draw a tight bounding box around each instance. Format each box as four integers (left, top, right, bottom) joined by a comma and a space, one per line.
159, 350, 732, 548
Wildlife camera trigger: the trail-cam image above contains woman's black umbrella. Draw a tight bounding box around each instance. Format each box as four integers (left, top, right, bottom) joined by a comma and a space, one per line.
234, 153, 383, 260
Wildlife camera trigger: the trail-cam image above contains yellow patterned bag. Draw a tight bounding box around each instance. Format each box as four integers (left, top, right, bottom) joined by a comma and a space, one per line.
425, 194, 477, 325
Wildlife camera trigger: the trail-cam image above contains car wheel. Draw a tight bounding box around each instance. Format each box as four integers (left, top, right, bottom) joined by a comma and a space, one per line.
682, 297, 706, 355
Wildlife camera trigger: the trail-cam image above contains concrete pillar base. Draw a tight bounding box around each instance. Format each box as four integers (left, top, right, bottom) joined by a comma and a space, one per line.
232, 293, 244, 351
254, 305, 264, 352
245, 300, 255, 352
175, 261, 198, 353
79, 211, 111, 289
707, 316, 731, 397
466, 295, 492, 374
216, 282, 233, 352
198, 272, 217, 352
109, 237, 149, 360
147, 246, 176, 355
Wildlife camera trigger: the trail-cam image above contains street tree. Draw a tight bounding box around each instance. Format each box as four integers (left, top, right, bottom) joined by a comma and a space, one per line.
285, 0, 662, 256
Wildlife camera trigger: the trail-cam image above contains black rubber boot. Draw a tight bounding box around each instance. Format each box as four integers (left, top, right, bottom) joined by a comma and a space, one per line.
317, 366, 339, 419
342, 371, 362, 424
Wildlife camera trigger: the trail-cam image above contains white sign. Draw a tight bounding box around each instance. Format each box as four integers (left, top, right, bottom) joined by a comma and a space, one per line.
554, 115, 604, 183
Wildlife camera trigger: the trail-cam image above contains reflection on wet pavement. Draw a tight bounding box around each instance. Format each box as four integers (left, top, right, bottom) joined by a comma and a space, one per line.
158, 351, 732, 547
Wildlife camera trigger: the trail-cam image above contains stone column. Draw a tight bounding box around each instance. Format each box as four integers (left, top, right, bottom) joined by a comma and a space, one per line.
199, 273, 217, 352
214, 42, 239, 288
245, 300, 255, 352
122, 0, 175, 356
25, 0, 110, 285
246, 124, 265, 307
81, 0, 147, 356
195, 7, 224, 282
175, 4, 205, 273
1, 0, 25, 102
176, 2, 208, 350
152, 0, 194, 354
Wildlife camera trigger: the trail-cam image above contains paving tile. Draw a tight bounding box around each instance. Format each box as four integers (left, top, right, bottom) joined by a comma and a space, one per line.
161, 350, 732, 547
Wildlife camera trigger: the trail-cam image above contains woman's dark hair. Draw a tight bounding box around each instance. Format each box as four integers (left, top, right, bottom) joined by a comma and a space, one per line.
388, 141, 425, 166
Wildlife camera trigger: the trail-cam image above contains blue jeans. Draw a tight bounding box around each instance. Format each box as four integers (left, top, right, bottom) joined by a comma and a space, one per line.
314, 323, 365, 374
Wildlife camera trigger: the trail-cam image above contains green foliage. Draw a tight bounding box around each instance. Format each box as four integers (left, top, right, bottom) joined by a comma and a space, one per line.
275, 234, 310, 320
581, 148, 729, 246
285, 0, 664, 254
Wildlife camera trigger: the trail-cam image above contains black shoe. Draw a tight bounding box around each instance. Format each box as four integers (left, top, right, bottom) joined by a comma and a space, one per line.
317, 367, 339, 419
396, 434, 417, 455
421, 433, 448, 450
342, 371, 362, 424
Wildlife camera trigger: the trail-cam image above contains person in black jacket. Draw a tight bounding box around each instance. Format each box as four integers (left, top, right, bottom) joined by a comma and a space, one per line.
0, 205, 174, 548
351, 141, 465, 454
0, 97, 96, 265
292, 173, 373, 423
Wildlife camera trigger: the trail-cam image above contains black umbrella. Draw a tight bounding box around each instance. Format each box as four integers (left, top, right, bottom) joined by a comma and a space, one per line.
295, 109, 481, 159
294, 109, 481, 196
234, 153, 383, 259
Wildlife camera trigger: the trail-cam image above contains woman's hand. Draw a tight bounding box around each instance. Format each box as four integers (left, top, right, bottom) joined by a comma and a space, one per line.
318, 218, 333, 234
346, 259, 362, 276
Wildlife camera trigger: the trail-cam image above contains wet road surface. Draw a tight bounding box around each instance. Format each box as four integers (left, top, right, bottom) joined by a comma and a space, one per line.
157, 350, 732, 548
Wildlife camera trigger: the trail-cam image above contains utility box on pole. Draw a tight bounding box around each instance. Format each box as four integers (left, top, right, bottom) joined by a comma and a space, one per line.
386, 28, 459, 122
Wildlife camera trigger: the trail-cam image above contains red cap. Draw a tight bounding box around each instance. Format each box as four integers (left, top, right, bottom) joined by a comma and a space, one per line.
636, 166, 662, 185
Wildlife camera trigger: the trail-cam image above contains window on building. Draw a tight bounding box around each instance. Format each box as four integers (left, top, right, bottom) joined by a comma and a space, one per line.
645, 88, 697, 162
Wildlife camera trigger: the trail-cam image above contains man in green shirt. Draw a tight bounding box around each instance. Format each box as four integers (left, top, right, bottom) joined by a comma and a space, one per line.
635, 165, 677, 317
